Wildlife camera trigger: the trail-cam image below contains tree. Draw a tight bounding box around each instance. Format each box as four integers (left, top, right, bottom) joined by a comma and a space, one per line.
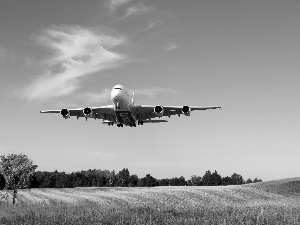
159, 179, 170, 186
138, 174, 158, 187
188, 175, 202, 186
109, 170, 117, 187
0, 153, 37, 205
253, 178, 262, 183
211, 170, 222, 186
231, 173, 244, 185
128, 174, 139, 187
0, 173, 6, 190
246, 178, 253, 184
118, 168, 130, 187
202, 170, 213, 186
169, 176, 187, 186
221, 176, 233, 186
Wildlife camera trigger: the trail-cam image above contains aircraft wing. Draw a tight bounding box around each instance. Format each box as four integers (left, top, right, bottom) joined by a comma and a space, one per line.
40, 105, 115, 120
142, 120, 168, 123
137, 105, 221, 111
132, 105, 221, 120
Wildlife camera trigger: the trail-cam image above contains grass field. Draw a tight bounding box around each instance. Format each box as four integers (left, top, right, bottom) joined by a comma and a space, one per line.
1, 178, 300, 224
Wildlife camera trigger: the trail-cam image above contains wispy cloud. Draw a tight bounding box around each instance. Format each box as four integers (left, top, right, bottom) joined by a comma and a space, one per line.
0, 46, 15, 60
107, 0, 132, 11
123, 2, 148, 18
22, 26, 127, 101
165, 42, 178, 51
80, 88, 111, 104
135, 87, 177, 98
146, 21, 155, 31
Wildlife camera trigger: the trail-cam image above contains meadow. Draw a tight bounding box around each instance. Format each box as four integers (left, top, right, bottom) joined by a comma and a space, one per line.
0, 178, 299, 224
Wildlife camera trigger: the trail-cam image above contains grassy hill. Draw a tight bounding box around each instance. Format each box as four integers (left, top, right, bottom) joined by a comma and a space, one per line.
1, 178, 300, 224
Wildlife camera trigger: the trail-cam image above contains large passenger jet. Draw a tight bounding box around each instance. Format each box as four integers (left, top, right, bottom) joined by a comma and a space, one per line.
40, 85, 221, 127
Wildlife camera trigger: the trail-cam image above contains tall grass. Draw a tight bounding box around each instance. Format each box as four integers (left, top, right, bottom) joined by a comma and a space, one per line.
1, 179, 300, 224
1, 200, 300, 224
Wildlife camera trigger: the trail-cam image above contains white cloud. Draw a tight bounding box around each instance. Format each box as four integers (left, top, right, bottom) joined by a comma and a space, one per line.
107, 0, 132, 11
135, 87, 177, 98
22, 26, 127, 101
146, 21, 155, 30
165, 42, 178, 51
123, 2, 148, 18
0, 46, 15, 60
80, 88, 111, 104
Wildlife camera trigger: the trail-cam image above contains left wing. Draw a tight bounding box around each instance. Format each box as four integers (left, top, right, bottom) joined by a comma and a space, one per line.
131, 105, 221, 120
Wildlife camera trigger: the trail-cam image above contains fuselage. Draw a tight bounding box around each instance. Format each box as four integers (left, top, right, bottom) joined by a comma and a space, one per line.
111, 85, 135, 126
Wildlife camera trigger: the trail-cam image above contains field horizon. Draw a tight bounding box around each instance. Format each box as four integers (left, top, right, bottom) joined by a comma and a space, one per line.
1, 177, 300, 224
1, 177, 299, 204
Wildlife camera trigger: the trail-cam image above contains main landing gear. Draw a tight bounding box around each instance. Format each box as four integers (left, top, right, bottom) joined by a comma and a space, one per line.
137, 121, 144, 125
117, 124, 123, 127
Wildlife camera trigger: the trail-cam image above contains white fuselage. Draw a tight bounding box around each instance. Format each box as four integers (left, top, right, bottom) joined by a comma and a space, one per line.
110, 85, 135, 126
111, 85, 131, 111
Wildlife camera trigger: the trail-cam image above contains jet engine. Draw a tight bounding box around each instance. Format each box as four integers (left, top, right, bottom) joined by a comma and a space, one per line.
182, 105, 191, 116
60, 108, 70, 119
83, 107, 93, 118
154, 105, 164, 117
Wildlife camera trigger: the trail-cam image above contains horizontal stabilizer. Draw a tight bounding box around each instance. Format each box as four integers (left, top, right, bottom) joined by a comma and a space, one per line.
142, 120, 168, 123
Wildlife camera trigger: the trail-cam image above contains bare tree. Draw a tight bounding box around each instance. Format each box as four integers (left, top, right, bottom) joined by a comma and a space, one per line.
0, 153, 37, 205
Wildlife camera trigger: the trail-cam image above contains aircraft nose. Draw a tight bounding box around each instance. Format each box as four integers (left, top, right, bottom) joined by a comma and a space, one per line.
111, 89, 119, 102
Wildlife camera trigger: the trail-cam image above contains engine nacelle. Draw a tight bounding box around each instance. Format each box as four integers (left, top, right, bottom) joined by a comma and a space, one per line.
83, 107, 93, 118
154, 105, 164, 117
182, 105, 191, 116
60, 108, 70, 119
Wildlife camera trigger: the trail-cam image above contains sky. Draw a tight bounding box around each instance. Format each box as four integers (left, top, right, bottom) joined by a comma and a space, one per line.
0, 0, 299, 181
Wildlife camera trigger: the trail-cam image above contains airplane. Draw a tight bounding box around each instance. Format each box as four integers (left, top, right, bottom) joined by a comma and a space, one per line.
40, 84, 221, 127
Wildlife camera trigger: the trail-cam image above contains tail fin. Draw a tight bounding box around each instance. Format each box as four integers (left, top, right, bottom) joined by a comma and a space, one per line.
132, 91, 135, 104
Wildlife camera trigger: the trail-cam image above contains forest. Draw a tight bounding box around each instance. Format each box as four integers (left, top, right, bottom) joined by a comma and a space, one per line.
0, 168, 262, 189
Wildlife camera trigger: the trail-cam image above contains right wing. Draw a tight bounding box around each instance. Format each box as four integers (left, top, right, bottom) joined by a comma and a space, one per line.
141, 120, 168, 123
40, 105, 116, 121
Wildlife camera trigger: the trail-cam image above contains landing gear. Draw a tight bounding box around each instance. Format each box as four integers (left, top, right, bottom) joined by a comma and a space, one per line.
129, 123, 136, 127
117, 124, 123, 127
138, 121, 144, 125
108, 122, 114, 126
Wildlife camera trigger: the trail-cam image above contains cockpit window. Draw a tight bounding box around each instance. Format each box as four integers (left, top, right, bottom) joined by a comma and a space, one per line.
114, 88, 122, 90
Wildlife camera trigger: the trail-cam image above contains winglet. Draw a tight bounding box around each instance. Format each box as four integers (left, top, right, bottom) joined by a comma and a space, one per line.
132, 91, 135, 104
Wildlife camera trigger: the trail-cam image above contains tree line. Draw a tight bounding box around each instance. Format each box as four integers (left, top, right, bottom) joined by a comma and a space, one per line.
0, 168, 262, 189
0, 154, 262, 205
